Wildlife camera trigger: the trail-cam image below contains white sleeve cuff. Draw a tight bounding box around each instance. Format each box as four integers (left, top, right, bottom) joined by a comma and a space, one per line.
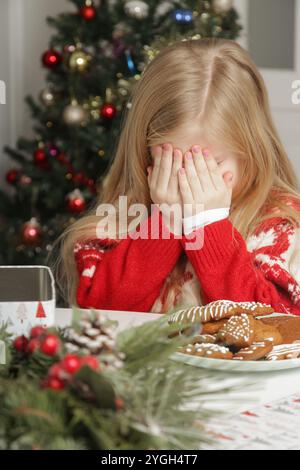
183, 208, 230, 235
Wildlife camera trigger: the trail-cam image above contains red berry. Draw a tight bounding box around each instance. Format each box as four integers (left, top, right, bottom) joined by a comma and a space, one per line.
61, 354, 81, 374
40, 334, 60, 356
13, 335, 29, 352
48, 363, 63, 379
26, 338, 40, 354
80, 355, 100, 371
30, 326, 46, 339
47, 377, 65, 390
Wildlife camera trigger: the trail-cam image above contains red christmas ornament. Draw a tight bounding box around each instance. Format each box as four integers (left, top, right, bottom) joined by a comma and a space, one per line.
80, 355, 100, 371
42, 49, 62, 69
61, 354, 81, 375
30, 326, 46, 339
33, 148, 47, 166
80, 5, 96, 21
6, 169, 19, 184
21, 218, 42, 245
40, 334, 61, 356
26, 338, 40, 354
66, 189, 86, 213
13, 335, 29, 352
100, 103, 117, 120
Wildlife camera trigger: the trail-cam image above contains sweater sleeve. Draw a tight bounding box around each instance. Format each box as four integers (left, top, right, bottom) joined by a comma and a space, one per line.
180, 217, 300, 315
74, 208, 182, 312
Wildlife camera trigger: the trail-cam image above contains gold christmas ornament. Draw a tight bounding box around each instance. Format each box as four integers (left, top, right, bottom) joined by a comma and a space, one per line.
212, 0, 234, 14
39, 88, 56, 106
63, 101, 89, 125
69, 49, 91, 72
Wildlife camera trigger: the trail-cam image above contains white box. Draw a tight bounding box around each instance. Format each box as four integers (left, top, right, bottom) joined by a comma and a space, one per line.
0, 265, 55, 337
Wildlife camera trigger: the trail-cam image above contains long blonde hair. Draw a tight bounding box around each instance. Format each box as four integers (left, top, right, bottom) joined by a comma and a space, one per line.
53, 37, 300, 307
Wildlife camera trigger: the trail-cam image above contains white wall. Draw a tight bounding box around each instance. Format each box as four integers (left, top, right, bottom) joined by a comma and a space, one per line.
0, 0, 70, 189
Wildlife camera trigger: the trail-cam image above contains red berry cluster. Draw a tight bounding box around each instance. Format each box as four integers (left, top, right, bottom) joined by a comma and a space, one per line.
43, 354, 100, 390
13, 326, 61, 357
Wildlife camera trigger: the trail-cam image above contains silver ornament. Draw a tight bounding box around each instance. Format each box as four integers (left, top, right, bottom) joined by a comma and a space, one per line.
63, 101, 88, 125
124, 1, 149, 20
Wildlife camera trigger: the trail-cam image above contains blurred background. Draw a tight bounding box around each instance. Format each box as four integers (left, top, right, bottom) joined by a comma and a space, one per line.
0, 0, 299, 283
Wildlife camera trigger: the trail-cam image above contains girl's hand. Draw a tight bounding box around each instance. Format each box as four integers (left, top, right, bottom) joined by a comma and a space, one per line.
178, 146, 233, 218
147, 143, 183, 234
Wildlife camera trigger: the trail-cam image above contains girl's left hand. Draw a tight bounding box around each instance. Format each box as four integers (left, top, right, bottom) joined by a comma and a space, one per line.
178, 146, 233, 217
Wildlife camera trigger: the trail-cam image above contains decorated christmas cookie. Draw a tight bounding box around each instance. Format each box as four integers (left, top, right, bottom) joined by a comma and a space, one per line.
168, 300, 274, 325
217, 314, 256, 349
233, 341, 273, 361
266, 343, 300, 361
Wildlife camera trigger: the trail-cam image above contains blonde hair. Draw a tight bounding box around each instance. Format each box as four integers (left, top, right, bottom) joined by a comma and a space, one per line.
53, 37, 300, 307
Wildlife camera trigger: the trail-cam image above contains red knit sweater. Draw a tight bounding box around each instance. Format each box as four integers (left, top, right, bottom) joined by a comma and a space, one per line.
74, 205, 300, 315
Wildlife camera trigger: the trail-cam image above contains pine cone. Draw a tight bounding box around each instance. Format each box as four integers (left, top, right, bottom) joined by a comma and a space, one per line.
63, 314, 125, 370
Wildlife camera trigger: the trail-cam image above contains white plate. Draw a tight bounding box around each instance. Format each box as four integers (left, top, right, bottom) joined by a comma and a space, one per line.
171, 312, 300, 372
171, 351, 300, 372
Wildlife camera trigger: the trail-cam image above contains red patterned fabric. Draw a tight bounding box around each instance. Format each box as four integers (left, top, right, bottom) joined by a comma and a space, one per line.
74, 202, 300, 315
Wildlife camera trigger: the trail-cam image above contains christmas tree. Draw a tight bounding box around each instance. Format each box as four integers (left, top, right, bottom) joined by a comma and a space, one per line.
0, 0, 242, 266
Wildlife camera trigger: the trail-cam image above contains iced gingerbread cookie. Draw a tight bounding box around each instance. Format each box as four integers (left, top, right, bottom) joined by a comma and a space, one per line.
266, 343, 300, 361
168, 300, 274, 325
217, 314, 256, 349
189, 334, 217, 344
233, 341, 273, 361
180, 343, 233, 360
253, 321, 283, 346
202, 319, 228, 335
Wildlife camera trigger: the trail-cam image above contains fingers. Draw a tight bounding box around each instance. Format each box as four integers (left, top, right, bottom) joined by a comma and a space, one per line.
191, 145, 215, 191
200, 148, 226, 190
178, 167, 193, 217
183, 151, 203, 201
169, 147, 182, 195
150, 145, 162, 189
156, 143, 173, 194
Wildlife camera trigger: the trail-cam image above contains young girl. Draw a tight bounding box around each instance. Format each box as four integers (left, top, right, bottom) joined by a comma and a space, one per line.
58, 37, 300, 316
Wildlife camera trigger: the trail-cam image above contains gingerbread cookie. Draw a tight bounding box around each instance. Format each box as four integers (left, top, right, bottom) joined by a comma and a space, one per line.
189, 334, 217, 344
233, 341, 273, 361
168, 300, 274, 325
253, 321, 283, 346
217, 314, 256, 349
260, 316, 300, 344
202, 319, 228, 335
266, 343, 300, 361
180, 343, 233, 360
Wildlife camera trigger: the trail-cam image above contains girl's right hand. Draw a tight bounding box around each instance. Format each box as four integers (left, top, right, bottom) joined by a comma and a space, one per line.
147, 143, 183, 235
